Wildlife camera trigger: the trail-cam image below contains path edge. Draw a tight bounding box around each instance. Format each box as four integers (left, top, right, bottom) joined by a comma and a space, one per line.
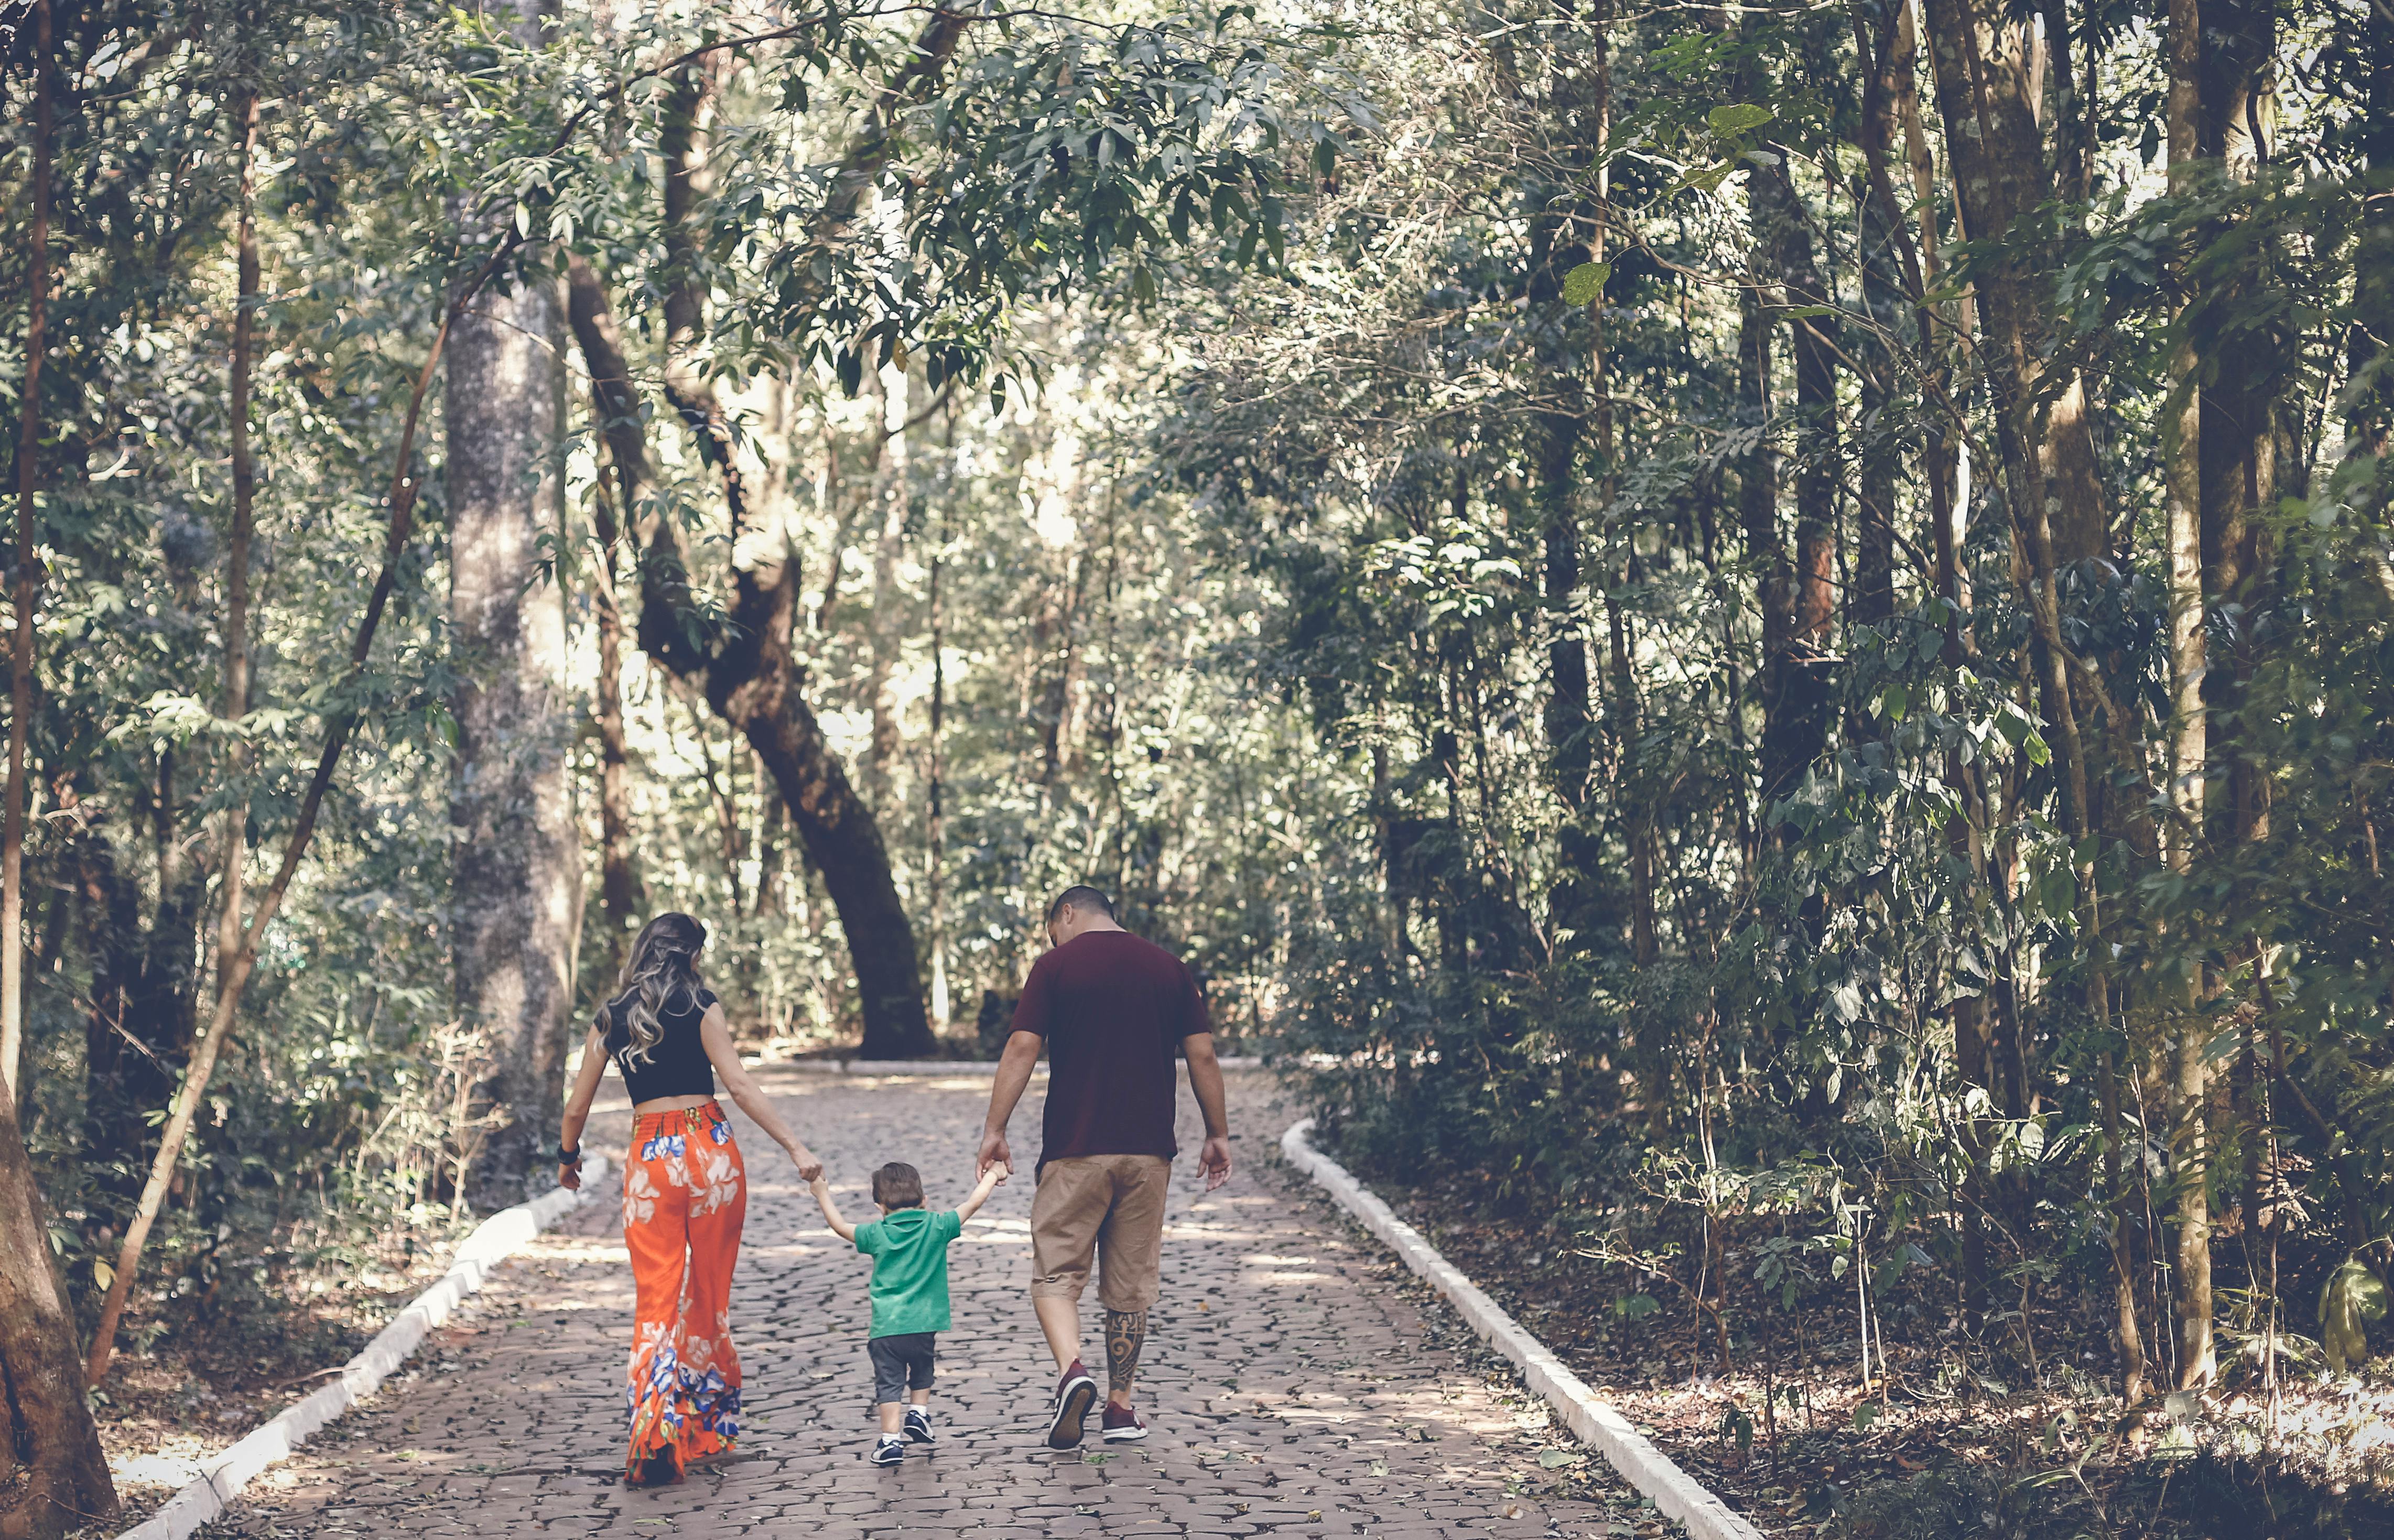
1281, 1118, 1767, 1540
112, 1155, 612, 1540
777, 1055, 1262, 1075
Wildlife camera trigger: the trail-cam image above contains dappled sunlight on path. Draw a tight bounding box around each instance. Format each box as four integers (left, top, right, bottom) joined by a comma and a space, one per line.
210, 1070, 1646, 1538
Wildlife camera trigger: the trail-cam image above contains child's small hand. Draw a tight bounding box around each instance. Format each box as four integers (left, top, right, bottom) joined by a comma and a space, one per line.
808, 1172, 830, 1194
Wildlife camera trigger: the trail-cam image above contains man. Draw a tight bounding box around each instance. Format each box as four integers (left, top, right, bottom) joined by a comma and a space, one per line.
979, 885, 1232, 1450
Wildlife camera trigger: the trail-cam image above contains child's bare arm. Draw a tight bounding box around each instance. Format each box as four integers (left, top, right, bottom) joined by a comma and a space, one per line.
809, 1174, 858, 1242
954, 1164, 1006, 1224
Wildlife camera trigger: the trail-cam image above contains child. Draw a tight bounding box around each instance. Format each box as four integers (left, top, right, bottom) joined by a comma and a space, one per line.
810, 1160, 1005, 1465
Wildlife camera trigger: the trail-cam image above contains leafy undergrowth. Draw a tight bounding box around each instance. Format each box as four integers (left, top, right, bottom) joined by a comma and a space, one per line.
1371, 1177, 2394, 1539
82, 1213, 480, 1534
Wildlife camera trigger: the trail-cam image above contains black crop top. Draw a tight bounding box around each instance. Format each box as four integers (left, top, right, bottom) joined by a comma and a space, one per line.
602, 986, 720, 1105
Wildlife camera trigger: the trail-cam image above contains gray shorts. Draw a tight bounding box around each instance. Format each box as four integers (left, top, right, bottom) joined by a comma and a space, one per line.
868, 1332, 936, 1403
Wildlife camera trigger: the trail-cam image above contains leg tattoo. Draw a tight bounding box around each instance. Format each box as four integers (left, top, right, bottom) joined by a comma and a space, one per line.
1104, 1309, 1147, 1401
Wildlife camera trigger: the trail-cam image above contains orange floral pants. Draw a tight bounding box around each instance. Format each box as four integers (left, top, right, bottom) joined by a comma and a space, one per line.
621, 1100, 747, 1481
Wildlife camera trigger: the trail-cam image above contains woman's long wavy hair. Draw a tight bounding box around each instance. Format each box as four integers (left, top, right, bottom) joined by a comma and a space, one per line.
612, 913, 708, 1068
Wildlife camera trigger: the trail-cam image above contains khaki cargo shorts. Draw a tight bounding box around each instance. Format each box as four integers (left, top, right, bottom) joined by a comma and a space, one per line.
1029, 1154, 1171, 1312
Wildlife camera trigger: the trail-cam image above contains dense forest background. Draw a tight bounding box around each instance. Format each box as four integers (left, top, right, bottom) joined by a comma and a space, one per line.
1, 0, 2390, 1533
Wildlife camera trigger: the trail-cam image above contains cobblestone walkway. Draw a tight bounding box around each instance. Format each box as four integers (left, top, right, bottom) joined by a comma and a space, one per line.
211, 1070, 1642, 1539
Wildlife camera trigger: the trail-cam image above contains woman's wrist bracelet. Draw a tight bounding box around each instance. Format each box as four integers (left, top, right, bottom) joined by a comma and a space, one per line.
558, 1144, 583, 1166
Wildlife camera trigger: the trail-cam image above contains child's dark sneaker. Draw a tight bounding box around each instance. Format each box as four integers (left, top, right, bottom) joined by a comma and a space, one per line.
871, 1434, 906, 1467
1100, 1403, 1149, 1443
1046, 1359, 1098, 1449
903, 1406, 936, 1445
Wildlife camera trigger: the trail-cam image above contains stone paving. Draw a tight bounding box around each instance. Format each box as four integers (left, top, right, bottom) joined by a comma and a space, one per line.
208, 1069, 1650, 1539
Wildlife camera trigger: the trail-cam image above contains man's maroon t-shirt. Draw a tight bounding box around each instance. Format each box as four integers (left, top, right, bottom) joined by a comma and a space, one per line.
1011, 929, 1209, 1170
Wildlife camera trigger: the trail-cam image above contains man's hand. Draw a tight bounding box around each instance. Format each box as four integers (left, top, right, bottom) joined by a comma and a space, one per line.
559, 1162, 581, 1192
978, 1129, 1013, 1178
1197, 1135, 1232, 1191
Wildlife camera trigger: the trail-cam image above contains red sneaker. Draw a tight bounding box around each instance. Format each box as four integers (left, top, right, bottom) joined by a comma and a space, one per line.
1047, 1359, 1097, 1449
1101, 1402, 1149, 1443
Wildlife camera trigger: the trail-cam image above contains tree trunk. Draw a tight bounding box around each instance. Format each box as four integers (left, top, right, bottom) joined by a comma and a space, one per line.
1886, 0, 1968, 655
618, 20, 966, 1058
2196, 0, 2279, 857
1736, 283, 1791, 800
1744, 161, 1829, 810
926, 544, 950, 1030
2100, 1039, 2149, 1403
1774, 180, 1838, 680
2353, 5, 2394, 464
0, 1085, 116, 1539
444, 0, 578, 1215
218, 82, 259, 1065
864, 367, 912, 811
562, 254, 935, 1058
447, 236, 579, 1209
1, 0, 55, 1100
1577, 20, 1650, 963
713, 567, 934, 1056
78, 828, 158, 1202
569, 256, 651, 972
1916, 0, 2109, 570
2163, 0, 2216, 1391
1537, 404, 1588, 806
590, 478, 644, 966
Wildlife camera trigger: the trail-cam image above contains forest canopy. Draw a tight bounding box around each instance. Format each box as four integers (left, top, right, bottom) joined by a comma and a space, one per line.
1, 0, 2390, 1533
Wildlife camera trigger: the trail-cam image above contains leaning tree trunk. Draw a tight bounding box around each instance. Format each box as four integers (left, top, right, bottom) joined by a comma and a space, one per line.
559, 18, 973, 1061
447, 0, 580, 1209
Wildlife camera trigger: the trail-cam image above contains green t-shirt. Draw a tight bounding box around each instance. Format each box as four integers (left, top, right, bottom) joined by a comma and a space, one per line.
853, 1207, 965, 1338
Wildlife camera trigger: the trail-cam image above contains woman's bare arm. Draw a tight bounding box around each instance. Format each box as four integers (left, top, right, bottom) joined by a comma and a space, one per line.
700, 1003, 822, 1179
557, 1024, 609, 1190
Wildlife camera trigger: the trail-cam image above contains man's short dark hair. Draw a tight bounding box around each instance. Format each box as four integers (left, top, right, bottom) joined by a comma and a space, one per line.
872, 1162, 925, 1209
1046, 884, 1114, 925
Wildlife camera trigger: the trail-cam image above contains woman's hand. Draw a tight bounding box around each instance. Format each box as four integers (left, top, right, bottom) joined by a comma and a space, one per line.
789, 1143, 824, 1182
559, 1160, 582, 1192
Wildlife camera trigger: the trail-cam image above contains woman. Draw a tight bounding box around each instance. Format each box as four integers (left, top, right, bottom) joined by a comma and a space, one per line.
558, 913, 823, 1488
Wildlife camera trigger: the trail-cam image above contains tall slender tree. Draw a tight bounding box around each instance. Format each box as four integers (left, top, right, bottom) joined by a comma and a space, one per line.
0, 0, 55, 1100
2163, 0, 2217, 1390
449, 0, 581, 1207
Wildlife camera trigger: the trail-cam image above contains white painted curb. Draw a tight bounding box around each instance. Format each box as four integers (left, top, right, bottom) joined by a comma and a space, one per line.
113, 1156, 611, 1540
1281, 1119, 1766, 1540
777, 1055, 1262, 1075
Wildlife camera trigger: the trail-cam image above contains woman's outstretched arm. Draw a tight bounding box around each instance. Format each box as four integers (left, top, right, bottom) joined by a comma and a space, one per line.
558, 1024, 609, 1190
700, 1003, 823, 1179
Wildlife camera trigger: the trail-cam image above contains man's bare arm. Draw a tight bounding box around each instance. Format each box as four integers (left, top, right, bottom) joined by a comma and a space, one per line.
1183, 1033, 1232, 1189
979, 1029, 1042, 1176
